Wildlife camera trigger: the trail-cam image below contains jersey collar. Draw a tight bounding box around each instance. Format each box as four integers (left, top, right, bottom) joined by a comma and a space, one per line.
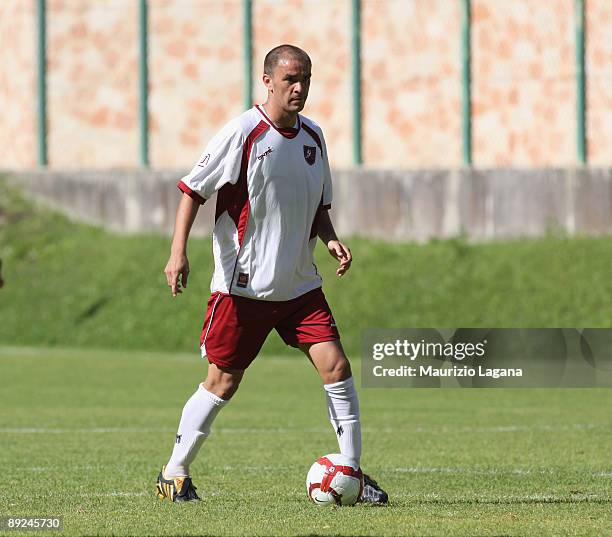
255, 105, 301, 139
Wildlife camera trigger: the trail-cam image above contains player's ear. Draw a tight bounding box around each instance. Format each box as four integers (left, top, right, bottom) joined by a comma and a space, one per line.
263, 72, 272, 90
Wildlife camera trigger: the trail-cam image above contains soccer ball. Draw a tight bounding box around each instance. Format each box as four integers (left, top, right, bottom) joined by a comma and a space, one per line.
306, 453, 363, 506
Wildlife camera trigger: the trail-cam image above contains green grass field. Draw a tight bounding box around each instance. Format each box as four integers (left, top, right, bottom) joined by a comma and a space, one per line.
1, 178, 612, 535
1, 346, 611, 536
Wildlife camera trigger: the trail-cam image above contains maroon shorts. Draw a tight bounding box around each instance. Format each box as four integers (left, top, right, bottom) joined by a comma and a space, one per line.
199, 287, 340, 370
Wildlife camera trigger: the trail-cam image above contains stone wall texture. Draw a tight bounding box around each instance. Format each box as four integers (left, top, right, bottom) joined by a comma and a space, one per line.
46, 0, 139, 167
472, 0, 575, 166
586, 0, 612, 166
149, 0, 244, 168
362, 0, 462, 167
2, 0, 611, 169
0, 0, 37, 167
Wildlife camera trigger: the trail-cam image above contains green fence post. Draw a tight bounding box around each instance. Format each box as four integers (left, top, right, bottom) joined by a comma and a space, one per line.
575, 0, 586, 164
461, 0, 472, 166
243, 0, 253, 110
139, 0, 149, 167
37, 0, 48, 166
351, 0, 362, 165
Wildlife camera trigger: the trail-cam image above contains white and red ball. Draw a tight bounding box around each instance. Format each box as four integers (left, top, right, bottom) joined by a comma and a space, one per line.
306, 453, 363, 506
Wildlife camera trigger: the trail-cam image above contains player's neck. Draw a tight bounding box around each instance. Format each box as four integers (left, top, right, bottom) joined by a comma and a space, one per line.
261, 102, 298, 129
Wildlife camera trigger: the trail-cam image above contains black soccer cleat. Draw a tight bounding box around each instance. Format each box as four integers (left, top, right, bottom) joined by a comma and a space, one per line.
156, 466, 200, 502
358, 473, 389, 505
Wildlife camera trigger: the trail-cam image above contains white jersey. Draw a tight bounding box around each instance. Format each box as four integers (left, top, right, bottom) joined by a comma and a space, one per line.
178, 105, 333, 301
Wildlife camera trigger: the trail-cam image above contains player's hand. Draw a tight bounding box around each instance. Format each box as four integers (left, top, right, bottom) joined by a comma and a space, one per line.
327, 240, 352, 277
164, 252, 190, 297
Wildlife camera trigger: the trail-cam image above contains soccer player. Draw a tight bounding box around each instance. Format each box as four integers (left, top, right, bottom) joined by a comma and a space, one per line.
156, 45, 388, 505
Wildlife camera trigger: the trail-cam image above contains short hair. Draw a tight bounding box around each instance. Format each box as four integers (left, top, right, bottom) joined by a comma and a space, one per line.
264, 45, 311, 76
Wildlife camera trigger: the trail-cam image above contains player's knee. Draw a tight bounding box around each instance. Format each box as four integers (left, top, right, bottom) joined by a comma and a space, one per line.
324, 357, 352, 384
218, 385, 240, 400
203, 377, 241, 400
202, 368, 244, 400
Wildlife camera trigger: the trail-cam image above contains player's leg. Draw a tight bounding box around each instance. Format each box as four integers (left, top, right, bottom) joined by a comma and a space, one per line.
157, 292, 274, 502
300, 340, 361, 464
157, 364, 243, 502
301, 340, 388, 504
275, 289, 363, 463
163, 364, 244, 480
275, 288, 388, 504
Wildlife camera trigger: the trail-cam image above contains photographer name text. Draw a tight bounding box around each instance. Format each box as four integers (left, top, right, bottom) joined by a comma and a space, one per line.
370, 339, 523, 378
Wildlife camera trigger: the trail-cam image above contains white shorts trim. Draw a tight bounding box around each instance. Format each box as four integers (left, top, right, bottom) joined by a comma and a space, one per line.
200, 293, 222, 358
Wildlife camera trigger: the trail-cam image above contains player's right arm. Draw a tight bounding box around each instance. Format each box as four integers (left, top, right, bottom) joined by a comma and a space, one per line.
164, 193, 200, 297
164, 117, 245, 297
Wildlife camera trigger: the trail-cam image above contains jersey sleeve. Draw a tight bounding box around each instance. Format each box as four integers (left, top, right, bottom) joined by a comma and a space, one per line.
177, 121, 244, 204
320, 131, 333, 209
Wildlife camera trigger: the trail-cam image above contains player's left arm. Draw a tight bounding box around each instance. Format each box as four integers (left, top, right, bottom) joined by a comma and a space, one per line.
315, 125, 350, 276
317, 210, 352, 277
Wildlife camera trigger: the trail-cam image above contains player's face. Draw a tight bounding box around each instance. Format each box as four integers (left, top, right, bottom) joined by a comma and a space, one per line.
266, 58, 311, 114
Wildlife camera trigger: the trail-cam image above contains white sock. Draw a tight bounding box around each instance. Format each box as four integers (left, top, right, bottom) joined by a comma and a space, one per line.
323, 376, 362, 466
164, 384, 228, 478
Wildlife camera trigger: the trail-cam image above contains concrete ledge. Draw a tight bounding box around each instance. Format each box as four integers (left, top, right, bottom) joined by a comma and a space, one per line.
5, 168, 612, 241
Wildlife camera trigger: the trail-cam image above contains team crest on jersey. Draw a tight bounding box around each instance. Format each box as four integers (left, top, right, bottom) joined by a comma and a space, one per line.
303, 145, 316, 165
